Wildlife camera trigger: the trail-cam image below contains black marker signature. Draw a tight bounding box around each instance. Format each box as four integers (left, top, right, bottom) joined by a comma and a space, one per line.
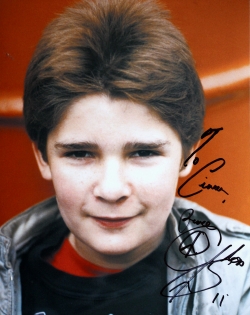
161, 209, 245, 302
199, 179, 228, 195
178, 127, 229, 201
212, 293, 229, 307
183, 127, 223, 167
178, 158, 228, 198
178, 208, 221, 234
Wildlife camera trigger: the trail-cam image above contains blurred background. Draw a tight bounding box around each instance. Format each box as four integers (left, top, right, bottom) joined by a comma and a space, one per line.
0, 0, 249, 225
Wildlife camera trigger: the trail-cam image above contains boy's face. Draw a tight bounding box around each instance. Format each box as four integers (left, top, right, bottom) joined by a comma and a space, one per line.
34, 94, 191, 268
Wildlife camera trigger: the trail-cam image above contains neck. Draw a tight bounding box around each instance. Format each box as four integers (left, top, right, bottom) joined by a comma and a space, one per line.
68, 231, 165, 270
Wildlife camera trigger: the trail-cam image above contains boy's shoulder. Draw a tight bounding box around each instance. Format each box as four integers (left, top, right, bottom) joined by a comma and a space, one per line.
165, 198, 250, 315
173, 197, 250, 239
1, 197, 62, 252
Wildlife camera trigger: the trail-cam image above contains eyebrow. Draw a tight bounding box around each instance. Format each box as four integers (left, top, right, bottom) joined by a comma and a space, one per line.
54, 140, 170, 151
54, 141, 99, 150
124, 141, 171, 151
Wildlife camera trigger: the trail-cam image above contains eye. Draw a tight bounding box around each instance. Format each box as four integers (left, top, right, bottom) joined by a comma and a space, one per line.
130, 150, 160, 158
64, 151, 94, 159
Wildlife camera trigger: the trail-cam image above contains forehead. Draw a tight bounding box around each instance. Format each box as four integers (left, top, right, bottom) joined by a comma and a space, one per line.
49, 94, 181, 145
62, 94, 160, 122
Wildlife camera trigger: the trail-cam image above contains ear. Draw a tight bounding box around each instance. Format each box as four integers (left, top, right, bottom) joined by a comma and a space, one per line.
179, 142, 199, 178
179, 160, 193, 177
32, 143, 52, 180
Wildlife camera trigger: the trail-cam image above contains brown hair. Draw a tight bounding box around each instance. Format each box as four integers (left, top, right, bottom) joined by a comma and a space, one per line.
23, 0, 205, 160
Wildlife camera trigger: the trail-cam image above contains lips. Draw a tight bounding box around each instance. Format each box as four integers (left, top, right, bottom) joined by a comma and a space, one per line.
92, 216, 134, 228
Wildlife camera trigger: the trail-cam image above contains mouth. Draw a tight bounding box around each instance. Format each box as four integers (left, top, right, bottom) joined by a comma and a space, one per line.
92, 216, 135, 228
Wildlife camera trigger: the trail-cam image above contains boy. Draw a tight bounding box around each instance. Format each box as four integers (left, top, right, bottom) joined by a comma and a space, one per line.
0, 0, 249, 314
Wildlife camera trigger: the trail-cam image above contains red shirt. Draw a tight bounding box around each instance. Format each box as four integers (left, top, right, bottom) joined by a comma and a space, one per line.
50, 238, 122, 277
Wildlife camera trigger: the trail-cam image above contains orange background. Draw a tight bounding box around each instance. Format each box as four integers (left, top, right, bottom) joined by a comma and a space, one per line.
0, 0, 249, 225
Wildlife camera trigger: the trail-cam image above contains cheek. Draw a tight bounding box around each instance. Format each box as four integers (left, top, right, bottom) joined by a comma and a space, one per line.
53, 177, 85, 231
50, 167, 86, 210
132, 162, 180, 200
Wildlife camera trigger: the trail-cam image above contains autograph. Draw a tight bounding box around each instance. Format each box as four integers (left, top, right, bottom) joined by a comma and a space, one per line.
161, 209, 245, 303
178, 127, 229, 201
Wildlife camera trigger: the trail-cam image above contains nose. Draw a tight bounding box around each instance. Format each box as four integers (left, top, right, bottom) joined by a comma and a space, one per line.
93, 159, 131, 203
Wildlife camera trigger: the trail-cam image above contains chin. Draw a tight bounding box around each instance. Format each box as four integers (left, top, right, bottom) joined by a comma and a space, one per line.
92, 237, 139, 257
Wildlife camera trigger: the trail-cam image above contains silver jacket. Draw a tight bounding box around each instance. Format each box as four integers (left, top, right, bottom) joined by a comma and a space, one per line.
0, 197, 249, 315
